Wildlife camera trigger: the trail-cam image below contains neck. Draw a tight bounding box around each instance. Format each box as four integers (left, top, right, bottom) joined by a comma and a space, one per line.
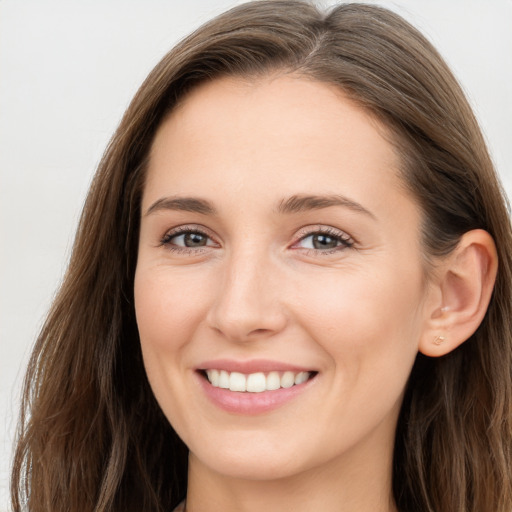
184, 428, 398, 512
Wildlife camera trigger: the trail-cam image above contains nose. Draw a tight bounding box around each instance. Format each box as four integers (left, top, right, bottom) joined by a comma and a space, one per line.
206, 248, 287, 342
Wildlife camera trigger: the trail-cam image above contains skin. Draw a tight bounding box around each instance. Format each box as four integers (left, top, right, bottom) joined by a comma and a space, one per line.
134, 74, 436, 512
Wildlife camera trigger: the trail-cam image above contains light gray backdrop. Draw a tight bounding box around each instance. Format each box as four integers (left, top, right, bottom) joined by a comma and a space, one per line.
1, 1, 511, 509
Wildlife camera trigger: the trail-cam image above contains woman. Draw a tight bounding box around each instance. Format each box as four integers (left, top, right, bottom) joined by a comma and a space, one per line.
11, 1, 512, 511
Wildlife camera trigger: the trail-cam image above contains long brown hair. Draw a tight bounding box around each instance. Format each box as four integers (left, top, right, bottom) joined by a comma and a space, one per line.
12, 2, 512, 511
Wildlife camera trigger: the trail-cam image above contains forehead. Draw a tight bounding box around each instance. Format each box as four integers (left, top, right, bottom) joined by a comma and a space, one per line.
144, 74, 411, 217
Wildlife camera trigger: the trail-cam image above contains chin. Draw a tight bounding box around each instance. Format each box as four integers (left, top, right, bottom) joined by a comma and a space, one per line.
194, 448, 308, 482
185, 425, 326, 482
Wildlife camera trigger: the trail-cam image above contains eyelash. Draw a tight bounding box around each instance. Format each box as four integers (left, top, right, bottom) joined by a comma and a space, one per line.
292, 226, 354, 255
159, 225, 354, 255
159, 225, 217, 254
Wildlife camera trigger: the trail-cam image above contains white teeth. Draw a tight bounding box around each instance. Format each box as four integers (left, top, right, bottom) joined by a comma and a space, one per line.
205, 369, 312, 392
246, 372, 266, 392
266, 371, 281, 390
218, 370, 230, 389
295, 371, 309, 385
229, 372, 246, 392
281, 371, 295, 388
207, 369, 219, 387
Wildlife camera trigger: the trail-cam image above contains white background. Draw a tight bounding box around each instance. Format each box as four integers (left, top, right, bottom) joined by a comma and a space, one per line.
1, 0, 511, 509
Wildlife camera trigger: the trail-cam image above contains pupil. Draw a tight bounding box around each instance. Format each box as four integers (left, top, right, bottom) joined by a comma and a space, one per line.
313, 234, 337, 250
185, 233, 206, 247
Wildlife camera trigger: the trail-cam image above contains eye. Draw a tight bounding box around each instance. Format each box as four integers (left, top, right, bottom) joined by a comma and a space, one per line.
170, 232, 210, 248
294, 227, 354, 253
160, 227, 218, 251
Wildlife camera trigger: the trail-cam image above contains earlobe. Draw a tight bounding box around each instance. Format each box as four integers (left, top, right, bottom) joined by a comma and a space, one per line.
419, 229, 498, 357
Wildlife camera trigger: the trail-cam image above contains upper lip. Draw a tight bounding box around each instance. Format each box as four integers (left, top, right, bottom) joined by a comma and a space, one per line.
197, 359, 314, 374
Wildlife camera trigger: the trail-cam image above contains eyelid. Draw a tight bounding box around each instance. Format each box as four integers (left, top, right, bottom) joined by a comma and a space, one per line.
157, 223, 354, 254
291, 225, 355, 251
159, 224, 220, 247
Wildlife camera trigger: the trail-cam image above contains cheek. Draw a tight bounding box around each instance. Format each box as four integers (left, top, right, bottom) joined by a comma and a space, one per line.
133, 266, 212, 425
134, 267, 211, 354
294, 264, 424, 372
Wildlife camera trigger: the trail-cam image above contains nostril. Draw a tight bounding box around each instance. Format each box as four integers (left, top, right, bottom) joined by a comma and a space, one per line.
249, 328, 272, 336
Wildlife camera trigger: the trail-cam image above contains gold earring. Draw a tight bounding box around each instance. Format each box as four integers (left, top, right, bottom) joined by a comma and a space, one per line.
433, 335, 446, 346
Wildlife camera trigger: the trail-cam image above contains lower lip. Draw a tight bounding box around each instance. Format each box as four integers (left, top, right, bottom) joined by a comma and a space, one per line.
196, 372, 316, 415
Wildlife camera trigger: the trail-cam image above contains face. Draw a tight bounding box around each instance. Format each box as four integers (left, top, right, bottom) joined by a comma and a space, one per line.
135, 75, 430, 482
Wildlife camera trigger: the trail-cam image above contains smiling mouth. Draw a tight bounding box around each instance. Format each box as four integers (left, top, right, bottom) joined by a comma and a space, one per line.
201, 369, 317, 393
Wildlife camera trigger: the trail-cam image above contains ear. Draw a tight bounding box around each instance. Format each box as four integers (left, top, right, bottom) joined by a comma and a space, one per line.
419, 229, 498, 357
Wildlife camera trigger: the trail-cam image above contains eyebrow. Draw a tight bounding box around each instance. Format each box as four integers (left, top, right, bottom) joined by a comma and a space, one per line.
276, 194, 376, 219
145, 193, 375, 219
145, 197, 217, 216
